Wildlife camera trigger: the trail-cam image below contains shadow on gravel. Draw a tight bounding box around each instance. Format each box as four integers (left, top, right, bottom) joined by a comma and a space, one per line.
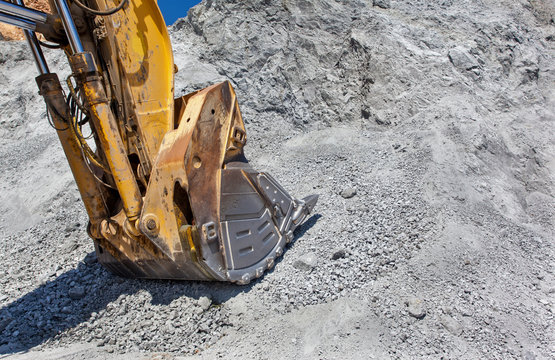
0, 213, 321, 355
291, 214, 321, 243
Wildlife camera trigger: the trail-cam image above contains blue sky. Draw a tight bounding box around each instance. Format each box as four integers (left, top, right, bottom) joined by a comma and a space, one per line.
158, 0, 202, 25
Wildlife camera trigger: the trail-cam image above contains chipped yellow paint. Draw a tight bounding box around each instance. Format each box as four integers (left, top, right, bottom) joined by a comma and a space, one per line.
98, 0, 175, 161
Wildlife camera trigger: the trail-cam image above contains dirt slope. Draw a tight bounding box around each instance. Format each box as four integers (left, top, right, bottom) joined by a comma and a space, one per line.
0, 0, 554, 359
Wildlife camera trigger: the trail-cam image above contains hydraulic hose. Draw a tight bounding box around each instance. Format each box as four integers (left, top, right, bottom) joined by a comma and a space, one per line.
73, 0, 128, 16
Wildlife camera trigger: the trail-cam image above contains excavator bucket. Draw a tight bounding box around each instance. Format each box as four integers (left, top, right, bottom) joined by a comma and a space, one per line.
94, 81, 318, 283
0, 0, 317, 283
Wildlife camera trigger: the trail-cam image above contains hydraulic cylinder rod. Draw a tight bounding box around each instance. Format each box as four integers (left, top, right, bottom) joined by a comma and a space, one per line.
12, 0, 49, 74
0, 0, 47, 31
52, 0, 83, 54
0, 11, 33, 30
0, 0, 47, 23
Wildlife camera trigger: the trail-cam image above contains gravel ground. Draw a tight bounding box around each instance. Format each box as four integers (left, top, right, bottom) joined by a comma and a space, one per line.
0, 0, 554, 359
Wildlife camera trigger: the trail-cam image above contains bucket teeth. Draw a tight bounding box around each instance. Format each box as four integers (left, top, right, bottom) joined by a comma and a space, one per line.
290, 194, 319, 229
220, 168, 318, 284
303, 194, 319, 214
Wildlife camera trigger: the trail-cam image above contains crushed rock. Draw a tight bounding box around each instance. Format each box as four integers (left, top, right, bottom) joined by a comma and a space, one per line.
0, 0, 554, 359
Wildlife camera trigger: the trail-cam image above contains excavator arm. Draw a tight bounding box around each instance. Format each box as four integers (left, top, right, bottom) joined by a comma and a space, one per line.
0, 0, 317, 283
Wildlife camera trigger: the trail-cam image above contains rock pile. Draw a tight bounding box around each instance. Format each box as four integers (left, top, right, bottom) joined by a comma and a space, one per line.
0, 0, 553, 358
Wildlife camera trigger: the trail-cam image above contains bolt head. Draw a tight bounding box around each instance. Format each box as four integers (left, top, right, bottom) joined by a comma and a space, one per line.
146, 218, 157, 231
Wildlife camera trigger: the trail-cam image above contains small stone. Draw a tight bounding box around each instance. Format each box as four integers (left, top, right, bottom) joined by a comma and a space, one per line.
198, 323, 210, 333
361, 108, 371, 119
375, 116, 391, 126
522, 350, 537, 360
84, 255, 97, 265
340, 188, 357, 199
372, 0, 390, 9
68, 286, 85, 300
0, 317, 13, 332
406, 298, 426, 319
293, 252, 317, 271
440, 315, 462, 335
461, 308, 472, 317
0, 344, 14, 354
61, 306, 72, 314
62, 241, 79, 253
197, 296, 212, 311
337, 284, 344, 291
448, 46, 479, 70
331, 248, 347, 260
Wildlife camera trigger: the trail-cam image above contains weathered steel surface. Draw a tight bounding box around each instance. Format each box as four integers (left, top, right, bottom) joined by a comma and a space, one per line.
35, 73, 108, 236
